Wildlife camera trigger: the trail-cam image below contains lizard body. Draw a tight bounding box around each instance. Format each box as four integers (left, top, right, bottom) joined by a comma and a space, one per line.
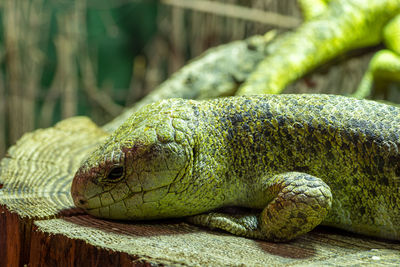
72, 94, 400, 241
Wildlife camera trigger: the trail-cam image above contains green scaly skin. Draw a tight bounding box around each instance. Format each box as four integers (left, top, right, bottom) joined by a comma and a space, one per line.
238, 0, 400, 96
71, 94, 400, 241
352, 14, 400, 99
297, 0, 329, 21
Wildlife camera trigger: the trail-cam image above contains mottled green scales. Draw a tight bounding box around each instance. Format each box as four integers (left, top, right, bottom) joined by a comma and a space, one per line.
71, 95, 400, 241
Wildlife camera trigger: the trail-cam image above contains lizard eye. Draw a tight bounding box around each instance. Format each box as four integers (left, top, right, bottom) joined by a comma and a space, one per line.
107, 166, 124, 180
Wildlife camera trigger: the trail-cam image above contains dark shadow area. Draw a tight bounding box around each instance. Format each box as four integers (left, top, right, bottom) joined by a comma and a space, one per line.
63, 213, 206, 238
57, 206, 400, 261
314, 225, 400, 248
60, 209, 318, 259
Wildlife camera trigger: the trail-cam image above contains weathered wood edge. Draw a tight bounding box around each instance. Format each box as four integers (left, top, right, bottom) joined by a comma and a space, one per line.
0, 205, 30, 267
0, 205, 161, 267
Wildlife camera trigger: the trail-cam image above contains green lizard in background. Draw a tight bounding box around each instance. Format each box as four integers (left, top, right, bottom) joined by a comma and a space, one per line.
352, 14, 400, 99
238, 0, 400, 98
103, 0, 400, 133
71, 94, 400, 241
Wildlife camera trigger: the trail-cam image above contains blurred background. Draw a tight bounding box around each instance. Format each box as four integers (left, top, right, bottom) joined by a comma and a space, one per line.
0, 0, 302, 158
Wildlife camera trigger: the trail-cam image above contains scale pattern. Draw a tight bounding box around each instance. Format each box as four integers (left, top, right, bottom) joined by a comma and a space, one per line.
72, 94, 400, 241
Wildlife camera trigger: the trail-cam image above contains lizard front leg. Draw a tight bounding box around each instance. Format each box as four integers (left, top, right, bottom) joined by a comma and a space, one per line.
352, 14, 400, 99
297, 0, 330, 21
351, 50, 400, 99
188, 172, 332, 241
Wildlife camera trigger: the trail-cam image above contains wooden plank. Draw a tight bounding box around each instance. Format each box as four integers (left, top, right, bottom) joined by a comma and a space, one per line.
0, 206, 31, 267
0, 206, 22, 267
29, 223, 145, 267
32, 216, 400, 266
2, 202, 399, 266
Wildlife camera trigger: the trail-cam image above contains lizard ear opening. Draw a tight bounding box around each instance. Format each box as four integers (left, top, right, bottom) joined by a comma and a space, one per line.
107, 166, 124, 180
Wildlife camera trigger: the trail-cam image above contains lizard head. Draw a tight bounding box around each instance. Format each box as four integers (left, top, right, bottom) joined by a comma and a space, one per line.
71, 99, 197, 220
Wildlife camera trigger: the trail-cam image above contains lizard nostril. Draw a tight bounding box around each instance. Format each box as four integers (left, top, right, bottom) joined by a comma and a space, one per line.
77, 198, 87, 206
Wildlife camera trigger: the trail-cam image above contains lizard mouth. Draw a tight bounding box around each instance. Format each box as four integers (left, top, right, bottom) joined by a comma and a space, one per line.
81, 184, 171, 219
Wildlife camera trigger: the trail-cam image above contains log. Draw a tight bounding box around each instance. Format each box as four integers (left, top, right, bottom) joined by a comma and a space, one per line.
1, 40, 399, 266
